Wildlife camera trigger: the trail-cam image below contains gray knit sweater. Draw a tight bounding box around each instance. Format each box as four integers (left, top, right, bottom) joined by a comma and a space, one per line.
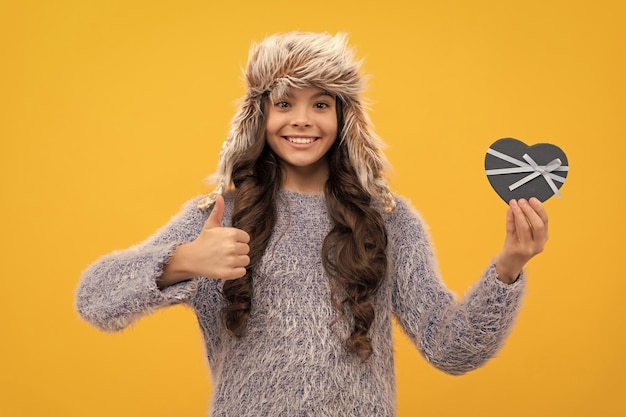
76, 190, 525, 416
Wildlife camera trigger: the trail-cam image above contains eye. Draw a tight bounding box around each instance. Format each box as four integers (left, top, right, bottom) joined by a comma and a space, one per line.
314, 102, 330, 109
274, 101, 290, 108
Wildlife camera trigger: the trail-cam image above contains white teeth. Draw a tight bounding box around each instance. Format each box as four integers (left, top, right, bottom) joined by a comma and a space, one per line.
286, 137, 315, 144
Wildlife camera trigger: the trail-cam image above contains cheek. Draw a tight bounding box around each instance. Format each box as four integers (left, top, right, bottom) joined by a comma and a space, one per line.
265, 117, 285, 140
265, 106, 285, 133
324, 114, 338, 137
264, 123, 281, 154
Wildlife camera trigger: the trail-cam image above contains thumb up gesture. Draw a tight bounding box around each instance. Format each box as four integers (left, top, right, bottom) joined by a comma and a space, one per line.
199, 195, 251, 279
158, 195, 251, 289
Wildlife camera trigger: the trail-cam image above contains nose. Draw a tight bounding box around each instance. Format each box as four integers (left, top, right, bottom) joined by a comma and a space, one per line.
290, 105, 311, 127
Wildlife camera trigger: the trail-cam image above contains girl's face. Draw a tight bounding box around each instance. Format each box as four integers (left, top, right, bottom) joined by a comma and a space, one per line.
265, 86, 338, 188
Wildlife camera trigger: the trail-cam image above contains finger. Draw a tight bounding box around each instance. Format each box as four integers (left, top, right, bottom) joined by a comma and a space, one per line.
518, 198, 547, 237
235, 242, 250, 255
510, 199, 533, 241
505, 203, 515, 235
529, 197, 549, 226
204, 195, 225, 229
220, 228, 250, 243
525, 198, 549, 245
235, 254, 251, 267
232, 266, 247, 279
232, 229, 251, 244
223, 254, 250, 268
224, 266, 247, 280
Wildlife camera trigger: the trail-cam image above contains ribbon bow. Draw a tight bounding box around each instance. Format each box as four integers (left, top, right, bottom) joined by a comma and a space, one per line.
486, 148, 569, 198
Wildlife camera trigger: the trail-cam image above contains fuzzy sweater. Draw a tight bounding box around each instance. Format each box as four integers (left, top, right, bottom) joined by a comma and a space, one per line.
76, 190, 525, 417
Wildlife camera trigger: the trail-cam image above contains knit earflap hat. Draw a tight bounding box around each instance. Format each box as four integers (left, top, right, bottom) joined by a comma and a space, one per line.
198, 31, 396, 212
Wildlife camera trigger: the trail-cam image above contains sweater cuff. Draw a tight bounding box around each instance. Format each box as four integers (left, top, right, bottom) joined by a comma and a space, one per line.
479, 262, 526, 307
147, 242, 198, 305
487, 261, 526, 288
76, 242, 197, 332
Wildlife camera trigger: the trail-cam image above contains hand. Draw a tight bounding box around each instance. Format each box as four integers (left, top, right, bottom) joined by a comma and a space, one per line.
495, 198, 548, 284
159, 195, 250, 288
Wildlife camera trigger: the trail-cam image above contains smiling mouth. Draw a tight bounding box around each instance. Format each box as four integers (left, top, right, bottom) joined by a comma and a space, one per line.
285, 136, 318, 144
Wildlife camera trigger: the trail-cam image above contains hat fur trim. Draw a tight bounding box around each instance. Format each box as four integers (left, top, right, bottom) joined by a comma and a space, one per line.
199, 32, 395, 212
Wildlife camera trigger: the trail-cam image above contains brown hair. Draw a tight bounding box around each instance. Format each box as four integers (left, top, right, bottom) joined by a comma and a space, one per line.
221, 97, 388, 362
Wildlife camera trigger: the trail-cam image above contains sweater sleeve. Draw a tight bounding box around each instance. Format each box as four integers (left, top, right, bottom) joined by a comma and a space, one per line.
75, 197, 207, 332
389, 198, 526, 375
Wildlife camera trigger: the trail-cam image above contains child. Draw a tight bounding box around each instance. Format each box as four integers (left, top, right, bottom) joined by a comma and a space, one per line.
76, 32, 548, 416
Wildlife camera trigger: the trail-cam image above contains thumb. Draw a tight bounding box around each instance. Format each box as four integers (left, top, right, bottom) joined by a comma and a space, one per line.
204, 194, 225, 229
505, 202, 516, 235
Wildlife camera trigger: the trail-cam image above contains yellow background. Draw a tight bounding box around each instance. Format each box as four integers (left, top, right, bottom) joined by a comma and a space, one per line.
1, 0, 624, 416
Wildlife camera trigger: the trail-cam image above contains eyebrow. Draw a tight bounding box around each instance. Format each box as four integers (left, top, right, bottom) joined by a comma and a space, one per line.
313, 90, 335, 98
280, 90, 335, 99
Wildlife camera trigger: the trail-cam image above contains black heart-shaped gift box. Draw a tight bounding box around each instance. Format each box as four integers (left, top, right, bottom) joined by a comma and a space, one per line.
485, 138, 569, 203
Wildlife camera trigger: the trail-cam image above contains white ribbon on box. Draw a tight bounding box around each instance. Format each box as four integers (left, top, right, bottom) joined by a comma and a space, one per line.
486, 148, 569, 198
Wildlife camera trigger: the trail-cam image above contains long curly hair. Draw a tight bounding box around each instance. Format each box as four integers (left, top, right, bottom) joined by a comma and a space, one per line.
221, 97, 388, 362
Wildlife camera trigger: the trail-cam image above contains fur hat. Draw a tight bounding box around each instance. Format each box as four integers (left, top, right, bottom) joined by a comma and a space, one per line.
198, 31, 396, 212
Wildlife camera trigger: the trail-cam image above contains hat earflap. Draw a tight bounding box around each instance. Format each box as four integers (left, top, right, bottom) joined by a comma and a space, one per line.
198, 94, 264, 210
341, 99, 396, 213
